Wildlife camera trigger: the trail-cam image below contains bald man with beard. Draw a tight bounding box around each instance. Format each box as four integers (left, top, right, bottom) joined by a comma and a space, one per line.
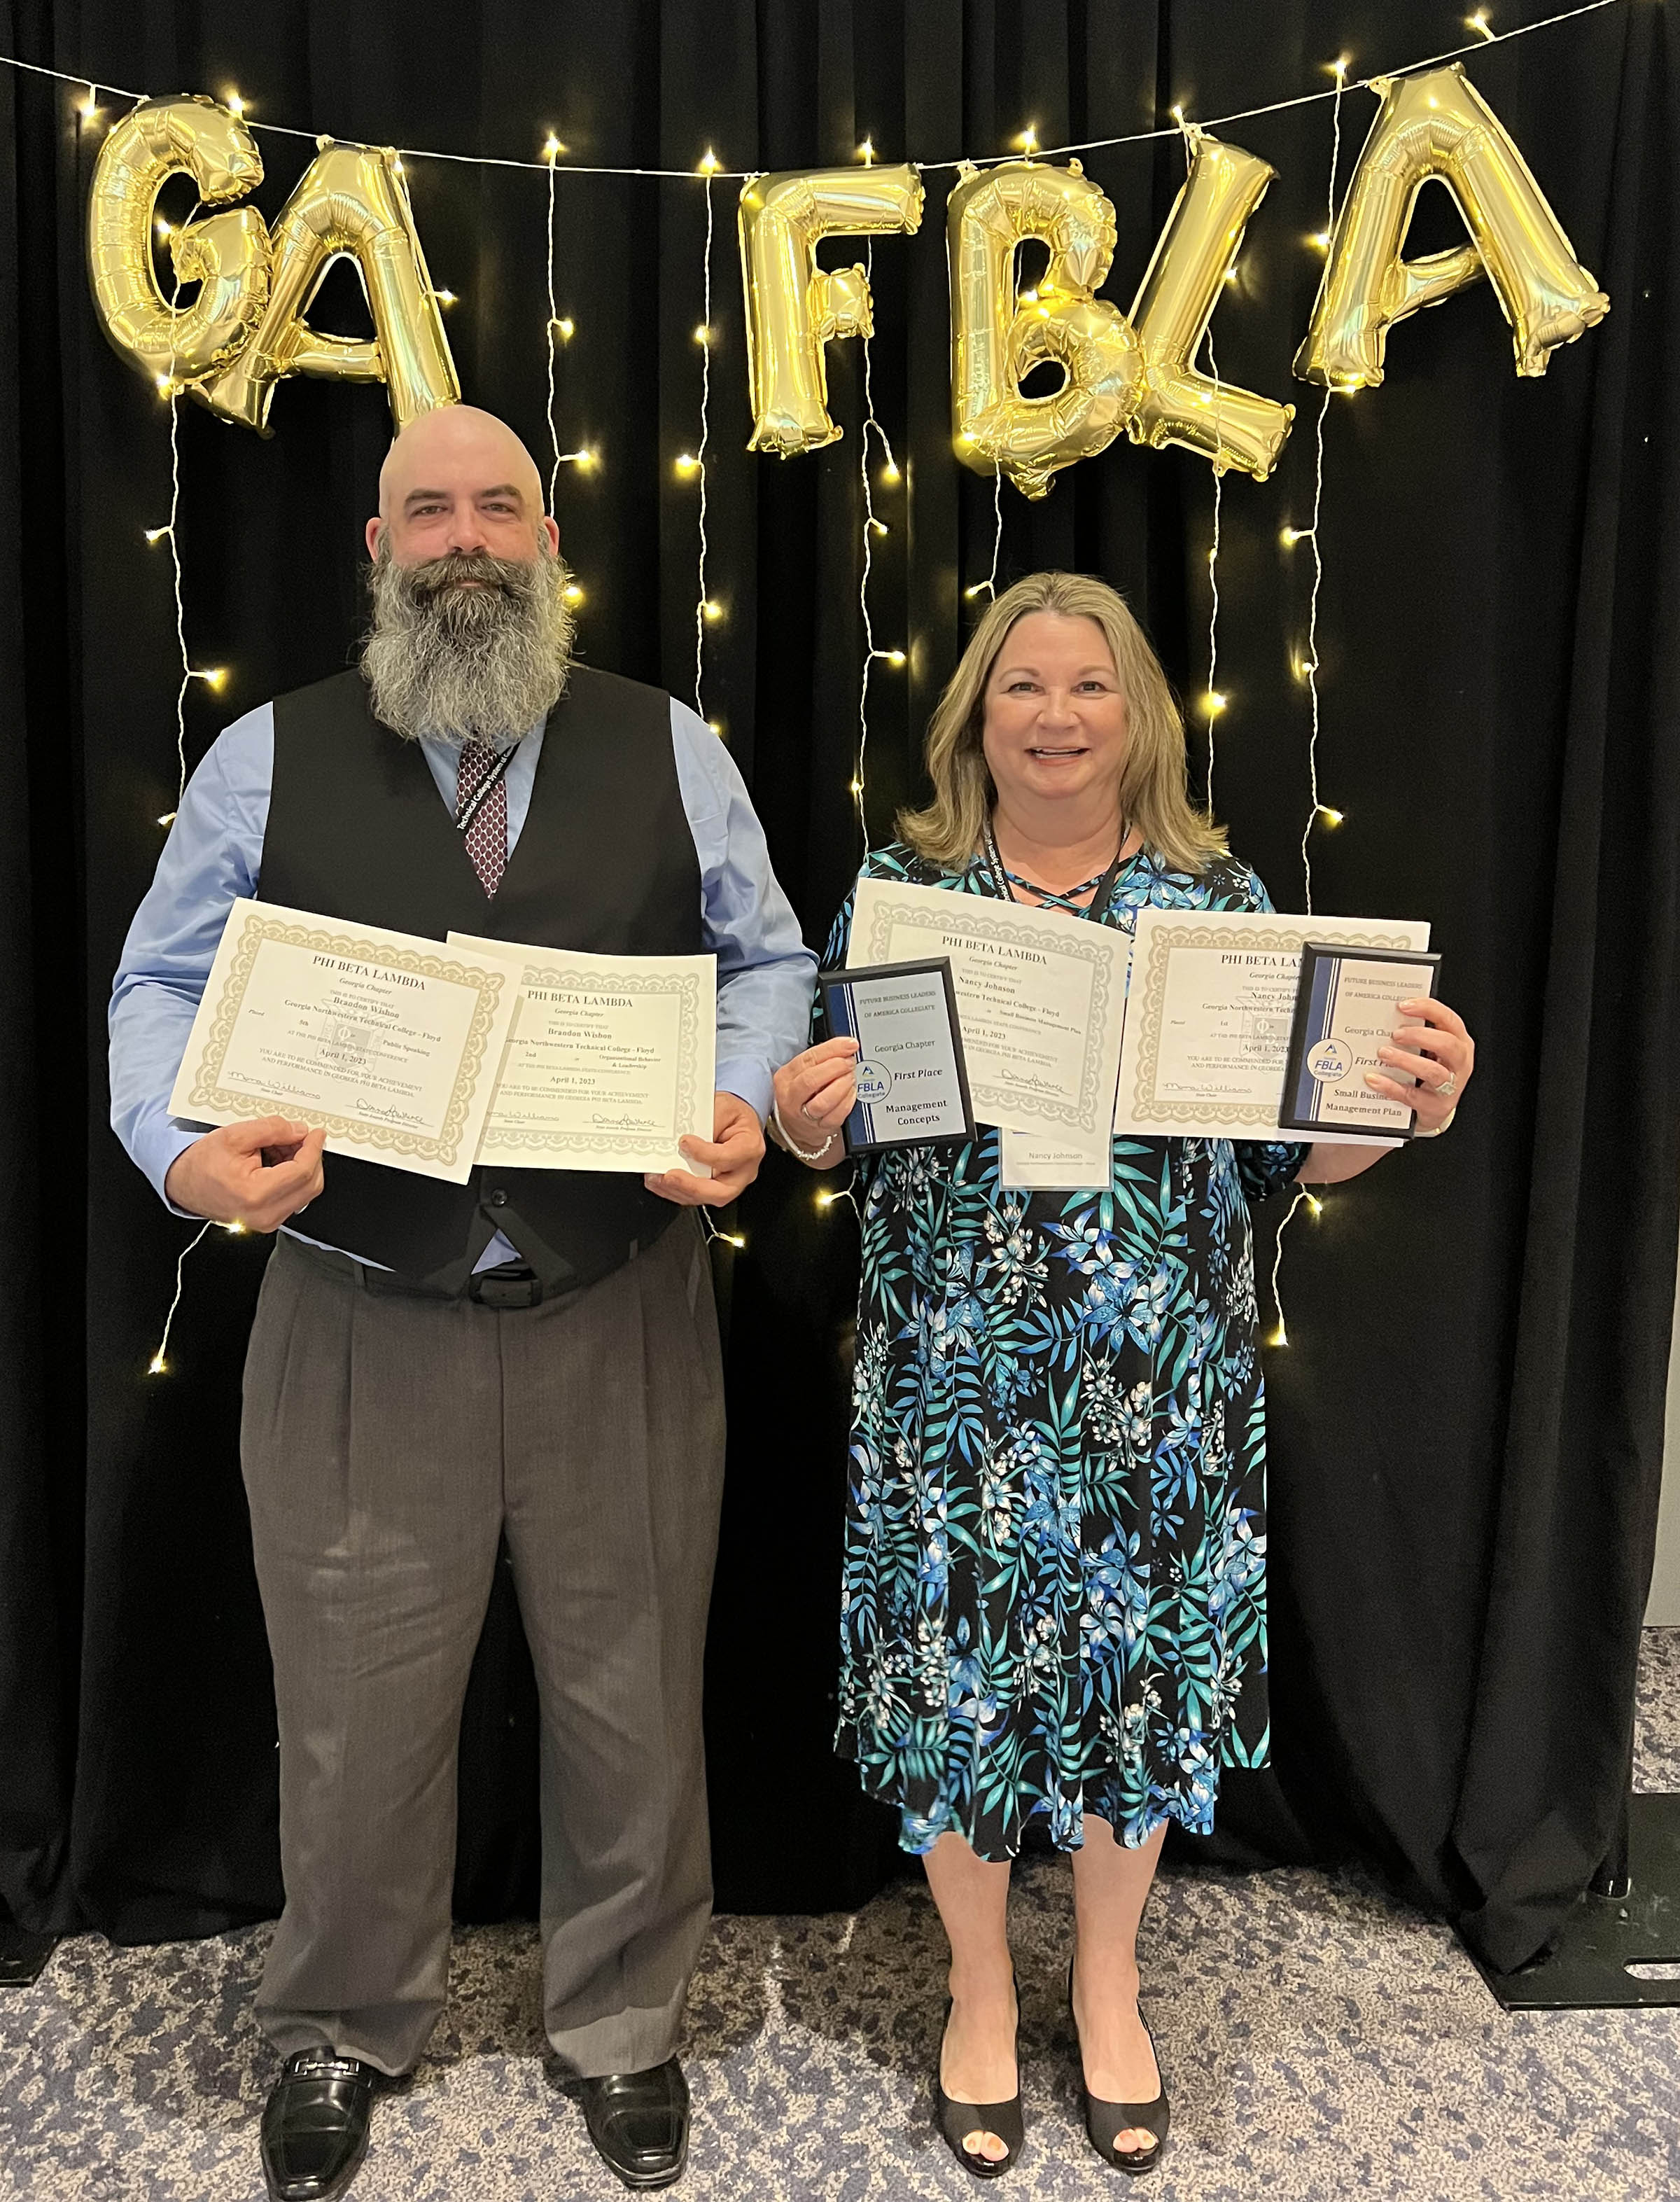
108, 407, 816, 2201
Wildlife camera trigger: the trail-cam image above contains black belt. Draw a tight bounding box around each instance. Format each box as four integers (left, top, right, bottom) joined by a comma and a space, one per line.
284, 1237, 552, 1309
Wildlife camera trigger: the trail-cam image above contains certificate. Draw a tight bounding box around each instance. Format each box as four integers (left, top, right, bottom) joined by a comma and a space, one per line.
449, 935, 715, 1174
168, 898, 524, 1183
819, 960, 974, 1152
998, 1124, 1114, 1192
1113, 909, 1432, 1142
849, 877, 1128, 1141
1280, 944, 1442, 1140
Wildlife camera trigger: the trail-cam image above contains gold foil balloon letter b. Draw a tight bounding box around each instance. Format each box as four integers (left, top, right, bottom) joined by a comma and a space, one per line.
1295, 64, 1609, 389
87, 95, 270, 390
738, 165, 925, 455
203, 140, 460, 435
947, 160, 1141, 500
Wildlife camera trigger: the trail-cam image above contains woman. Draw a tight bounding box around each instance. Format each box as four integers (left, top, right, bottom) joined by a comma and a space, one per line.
771, 573, 1475, 2180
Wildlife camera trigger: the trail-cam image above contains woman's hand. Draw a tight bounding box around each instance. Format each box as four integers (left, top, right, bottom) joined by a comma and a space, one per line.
1366, 996, 1476, 1131
771, 1037, 859, 1169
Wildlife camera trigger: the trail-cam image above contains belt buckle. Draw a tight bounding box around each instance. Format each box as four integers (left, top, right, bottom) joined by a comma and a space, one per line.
471, 1268, 542, 1310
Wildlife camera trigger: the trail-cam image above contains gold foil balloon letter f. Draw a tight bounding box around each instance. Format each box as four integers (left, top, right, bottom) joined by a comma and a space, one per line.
738, 165, 925, 455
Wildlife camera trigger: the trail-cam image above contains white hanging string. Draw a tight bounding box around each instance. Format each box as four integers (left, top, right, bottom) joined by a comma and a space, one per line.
543, 141, 564, 514
146, 1221, 212, 1374
854, 242, 901, 857
1297, 63, 1350, 914
694, 172, 715, 719
6, 0, 1623, 179
1267, 1187, 1310, 1347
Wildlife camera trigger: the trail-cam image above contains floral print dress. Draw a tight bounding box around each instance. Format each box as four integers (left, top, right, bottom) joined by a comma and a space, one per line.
825, 841, 1307, 1861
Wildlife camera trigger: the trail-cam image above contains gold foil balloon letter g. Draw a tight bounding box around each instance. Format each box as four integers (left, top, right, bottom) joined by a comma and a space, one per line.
738, 164, 924, 455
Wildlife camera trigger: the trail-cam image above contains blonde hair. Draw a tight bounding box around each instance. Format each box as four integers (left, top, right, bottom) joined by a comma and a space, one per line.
897, 571, 1228, 877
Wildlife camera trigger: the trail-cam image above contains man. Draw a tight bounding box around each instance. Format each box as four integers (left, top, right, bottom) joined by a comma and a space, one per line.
108, 405, 815, 2201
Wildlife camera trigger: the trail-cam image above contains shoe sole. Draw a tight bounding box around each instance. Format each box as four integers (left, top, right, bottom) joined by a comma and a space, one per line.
601, 2135, 689, 2191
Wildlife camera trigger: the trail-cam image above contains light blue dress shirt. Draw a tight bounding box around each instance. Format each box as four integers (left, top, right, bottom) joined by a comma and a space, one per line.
109, 695, 816, 1270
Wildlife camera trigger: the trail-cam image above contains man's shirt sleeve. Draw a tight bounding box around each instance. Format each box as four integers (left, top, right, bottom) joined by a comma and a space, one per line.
108, 704, 274, 1209
668, 701, 817, 1122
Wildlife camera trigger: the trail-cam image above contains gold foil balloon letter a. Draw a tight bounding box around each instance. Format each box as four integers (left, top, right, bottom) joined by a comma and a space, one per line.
1127, 131, 1293, 479
203, 140, 460, 435
738, 164, 924, 455
1295, 64, 1609, 389
87, 95, 270, 391
947, 161, 1141, 500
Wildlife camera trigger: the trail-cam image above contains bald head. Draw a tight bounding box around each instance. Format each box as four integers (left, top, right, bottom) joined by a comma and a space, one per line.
367, 404, 556, 567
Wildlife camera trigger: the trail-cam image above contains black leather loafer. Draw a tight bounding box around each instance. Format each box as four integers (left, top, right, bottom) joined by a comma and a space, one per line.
575, 2057, 690, 2189
260, 2050, 379, 2202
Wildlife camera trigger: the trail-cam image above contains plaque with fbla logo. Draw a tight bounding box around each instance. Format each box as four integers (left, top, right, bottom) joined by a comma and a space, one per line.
1280, 942, 1443, 1140
818, 958, 975, 1153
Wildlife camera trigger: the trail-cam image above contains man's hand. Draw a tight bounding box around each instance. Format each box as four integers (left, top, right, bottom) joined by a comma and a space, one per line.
163, 1117, 328, 1233
644, 1092, 766, 1209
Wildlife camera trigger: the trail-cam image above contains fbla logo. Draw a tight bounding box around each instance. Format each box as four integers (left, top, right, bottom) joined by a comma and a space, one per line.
1307, 1037, 1350, 1082
855, 1060, 893, 1103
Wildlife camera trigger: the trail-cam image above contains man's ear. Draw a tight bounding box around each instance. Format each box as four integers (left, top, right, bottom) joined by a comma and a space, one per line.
540, 515, 561, 557
365, 515, 384, 559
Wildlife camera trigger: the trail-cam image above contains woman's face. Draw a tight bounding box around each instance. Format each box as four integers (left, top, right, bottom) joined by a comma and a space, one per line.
979, 612, 1129, 819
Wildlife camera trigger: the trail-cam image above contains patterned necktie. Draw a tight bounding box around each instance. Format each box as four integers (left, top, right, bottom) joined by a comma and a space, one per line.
456, 739, 509, 898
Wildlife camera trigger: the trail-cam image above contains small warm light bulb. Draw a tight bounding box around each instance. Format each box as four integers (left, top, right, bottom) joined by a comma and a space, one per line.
78, 94, 100, 120
559, 447, 598, 472
697, 148, 720, 174
145, 526, 169, 544
963, 584, 987, 600
1280, 526, 1305, 546
702, 599, 724, 622
563, 583, 585, 605
1269, 1324, 1289, 1349
885, 649, 906, 667
148, 1353, 167, 1375
849, 777, 865, 795
1306, 1194, 1324, 1218
869, 519, 889, 537
434, 289, 456, 307
198, 667, 227, 689
155, 375, 174, 398
222, 1220, 246, 1234
225, 90, 246, 116
392, 157, 405, 176
1308, 231, 1331, 252
881, 460, 900, 485
542, 133, 566, 160
1203, 690, 1227, 717
1223, 267, 1238, 285
722, 1232, 746, 1248
156, 217, 173, 240
553, 316, 575, 341
1467, 9, 1494, 39
674, 452, 700, 475
818, 1190, 838, 1208
706, 720, 724, 737
692, 323, 711, 347
858, 137, 876, 165
1016, 123, 1038, 153
1317, 805, 1345, 827
1326, 55, 1350, 79
157, 811, 177, 828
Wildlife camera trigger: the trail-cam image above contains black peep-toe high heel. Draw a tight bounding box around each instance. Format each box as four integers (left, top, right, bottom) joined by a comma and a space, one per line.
932, 1968, 1024, 2180
1068, 1956, 1170, 2177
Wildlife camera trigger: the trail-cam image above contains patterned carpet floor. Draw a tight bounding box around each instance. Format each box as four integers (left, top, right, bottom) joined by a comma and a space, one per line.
6, 1631, 1680, 2202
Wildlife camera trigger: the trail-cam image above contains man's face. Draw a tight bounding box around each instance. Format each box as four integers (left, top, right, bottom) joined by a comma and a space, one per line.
365, 450, 559, 573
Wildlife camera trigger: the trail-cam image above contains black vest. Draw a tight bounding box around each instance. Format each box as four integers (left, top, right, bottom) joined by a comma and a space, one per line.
260, 665, 702, 1292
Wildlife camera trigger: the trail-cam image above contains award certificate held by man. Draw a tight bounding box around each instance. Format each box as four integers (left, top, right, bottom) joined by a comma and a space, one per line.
449, 933, 717, 1173
848, 874, 1128, 1141
1112, 908, 1432, 1141
167, 897, 524, 1183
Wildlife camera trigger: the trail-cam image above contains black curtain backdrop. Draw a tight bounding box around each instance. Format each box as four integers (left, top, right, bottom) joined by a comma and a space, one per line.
1, 0, 1676, 1975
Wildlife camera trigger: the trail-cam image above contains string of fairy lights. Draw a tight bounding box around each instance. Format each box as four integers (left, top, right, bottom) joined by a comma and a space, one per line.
4, 0, 1616, 1370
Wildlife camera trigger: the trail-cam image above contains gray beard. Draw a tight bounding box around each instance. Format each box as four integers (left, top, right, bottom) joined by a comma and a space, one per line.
360, 541, 576, 744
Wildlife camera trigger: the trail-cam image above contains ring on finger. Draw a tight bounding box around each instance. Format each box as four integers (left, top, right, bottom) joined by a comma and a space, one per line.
1433, 1071, 1457, 1099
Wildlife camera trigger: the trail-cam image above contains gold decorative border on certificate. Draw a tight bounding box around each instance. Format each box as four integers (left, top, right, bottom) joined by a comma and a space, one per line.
855, 892, 1118, 1134
183, 911, 512, 1169
1125, 921, 1420, 1129
486, 963, 706, 1157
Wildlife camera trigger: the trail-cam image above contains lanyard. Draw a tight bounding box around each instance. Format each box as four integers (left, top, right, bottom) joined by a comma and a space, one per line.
981, 816, 1132, 928
454, 741, 519, 835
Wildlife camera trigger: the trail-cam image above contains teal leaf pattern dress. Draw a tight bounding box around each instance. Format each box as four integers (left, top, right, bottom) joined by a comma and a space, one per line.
824, 842, 1308, 1861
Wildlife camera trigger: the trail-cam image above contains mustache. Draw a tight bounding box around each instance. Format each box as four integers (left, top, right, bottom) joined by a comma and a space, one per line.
401, 550, 529, 602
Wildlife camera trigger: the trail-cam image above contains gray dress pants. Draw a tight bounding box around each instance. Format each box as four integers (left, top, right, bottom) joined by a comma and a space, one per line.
239, 1215, 725, 2079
